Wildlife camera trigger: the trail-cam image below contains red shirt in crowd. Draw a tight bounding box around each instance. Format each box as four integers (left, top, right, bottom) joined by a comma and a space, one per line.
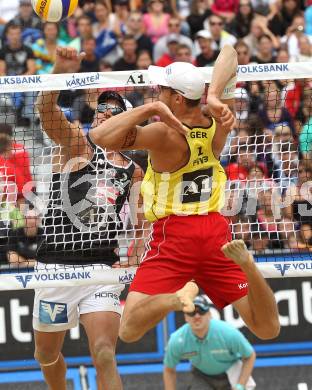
211, 0, 239, 14
284, 81, 302, 119
0, 143, 33, 199
225, 162, 268, 181
225, 163, 249, 181
156, 53, 175, 67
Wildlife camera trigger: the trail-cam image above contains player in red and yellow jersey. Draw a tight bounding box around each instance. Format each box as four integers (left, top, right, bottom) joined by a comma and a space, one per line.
90, 45, 280, 343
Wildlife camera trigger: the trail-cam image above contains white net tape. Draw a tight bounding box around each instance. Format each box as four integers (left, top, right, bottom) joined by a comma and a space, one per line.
0, 62, 310, 93
0, 267, 137, 291
0, 63, 311, 290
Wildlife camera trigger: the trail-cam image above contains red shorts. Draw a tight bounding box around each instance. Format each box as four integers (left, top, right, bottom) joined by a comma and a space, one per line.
129, 213, 248, 308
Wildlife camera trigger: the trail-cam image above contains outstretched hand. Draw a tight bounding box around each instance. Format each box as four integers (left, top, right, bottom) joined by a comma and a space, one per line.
155, 101, 186, 135
206, 95, 235, 131
53, 47, 86, 74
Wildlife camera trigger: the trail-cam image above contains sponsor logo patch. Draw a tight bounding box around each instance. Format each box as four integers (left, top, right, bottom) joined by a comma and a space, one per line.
15, 275, 33, 288
274, 263, 291, 277
39, 300, 68, 324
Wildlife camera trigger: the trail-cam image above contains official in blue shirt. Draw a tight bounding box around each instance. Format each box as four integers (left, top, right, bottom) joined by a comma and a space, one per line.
163, 295, 256, 390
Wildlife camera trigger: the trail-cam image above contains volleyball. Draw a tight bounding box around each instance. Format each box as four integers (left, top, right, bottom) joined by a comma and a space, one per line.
31, 0, 79, 22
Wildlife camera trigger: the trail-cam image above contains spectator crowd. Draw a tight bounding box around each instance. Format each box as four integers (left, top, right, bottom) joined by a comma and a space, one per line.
0, 0, 311, 267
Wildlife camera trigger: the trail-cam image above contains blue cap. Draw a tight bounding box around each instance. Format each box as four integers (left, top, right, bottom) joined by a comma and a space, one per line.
193, 295, 211, 312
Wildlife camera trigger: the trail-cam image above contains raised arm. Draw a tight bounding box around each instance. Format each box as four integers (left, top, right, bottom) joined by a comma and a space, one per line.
208, 45, 237, 101
206, 45, 237, 158
89, 101, 185, 152
35, 47, 91, 160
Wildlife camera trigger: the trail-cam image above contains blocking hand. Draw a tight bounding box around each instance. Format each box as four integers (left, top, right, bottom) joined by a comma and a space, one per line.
53, 47, 86, 74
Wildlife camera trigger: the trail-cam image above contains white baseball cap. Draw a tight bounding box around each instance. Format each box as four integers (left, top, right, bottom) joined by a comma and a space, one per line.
148, 62, 206, 100
195, 30, 212, 40
166, 33, 180, 44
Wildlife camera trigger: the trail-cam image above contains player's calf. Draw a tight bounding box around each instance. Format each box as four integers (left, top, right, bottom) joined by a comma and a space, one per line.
91, 342, 121, 390
34, 349, 67, 390
120, 284, 200, 343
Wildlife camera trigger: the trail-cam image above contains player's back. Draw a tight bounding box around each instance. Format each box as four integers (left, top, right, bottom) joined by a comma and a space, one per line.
141, 118, 227, 222
37, 139, 135, 266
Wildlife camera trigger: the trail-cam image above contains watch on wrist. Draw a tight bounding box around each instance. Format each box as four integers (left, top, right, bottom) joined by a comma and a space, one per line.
234, 384, 246, 390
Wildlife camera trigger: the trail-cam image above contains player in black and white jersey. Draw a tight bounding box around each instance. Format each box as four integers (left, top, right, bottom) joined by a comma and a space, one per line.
33, 47, 145, 390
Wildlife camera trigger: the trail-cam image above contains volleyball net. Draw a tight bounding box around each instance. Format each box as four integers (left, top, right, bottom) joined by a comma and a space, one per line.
0, 62, 311, 290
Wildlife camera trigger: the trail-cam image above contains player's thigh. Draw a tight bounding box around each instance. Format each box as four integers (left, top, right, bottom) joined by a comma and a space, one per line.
80, 311, 121, 355
79, 284, 124, 350
122, 291, 150, 323
34, 329, 66, 358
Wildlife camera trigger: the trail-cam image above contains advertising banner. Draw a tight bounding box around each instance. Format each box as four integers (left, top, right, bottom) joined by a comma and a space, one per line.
1, 277, 312, 366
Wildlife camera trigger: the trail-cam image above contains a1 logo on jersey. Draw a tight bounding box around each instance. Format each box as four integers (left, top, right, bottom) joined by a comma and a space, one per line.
181, 168, 213, 203
39, 300, 68, 324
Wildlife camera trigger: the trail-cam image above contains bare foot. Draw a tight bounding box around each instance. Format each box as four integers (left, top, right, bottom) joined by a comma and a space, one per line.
175, 282, 199, 313
221, 239, 253, 267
